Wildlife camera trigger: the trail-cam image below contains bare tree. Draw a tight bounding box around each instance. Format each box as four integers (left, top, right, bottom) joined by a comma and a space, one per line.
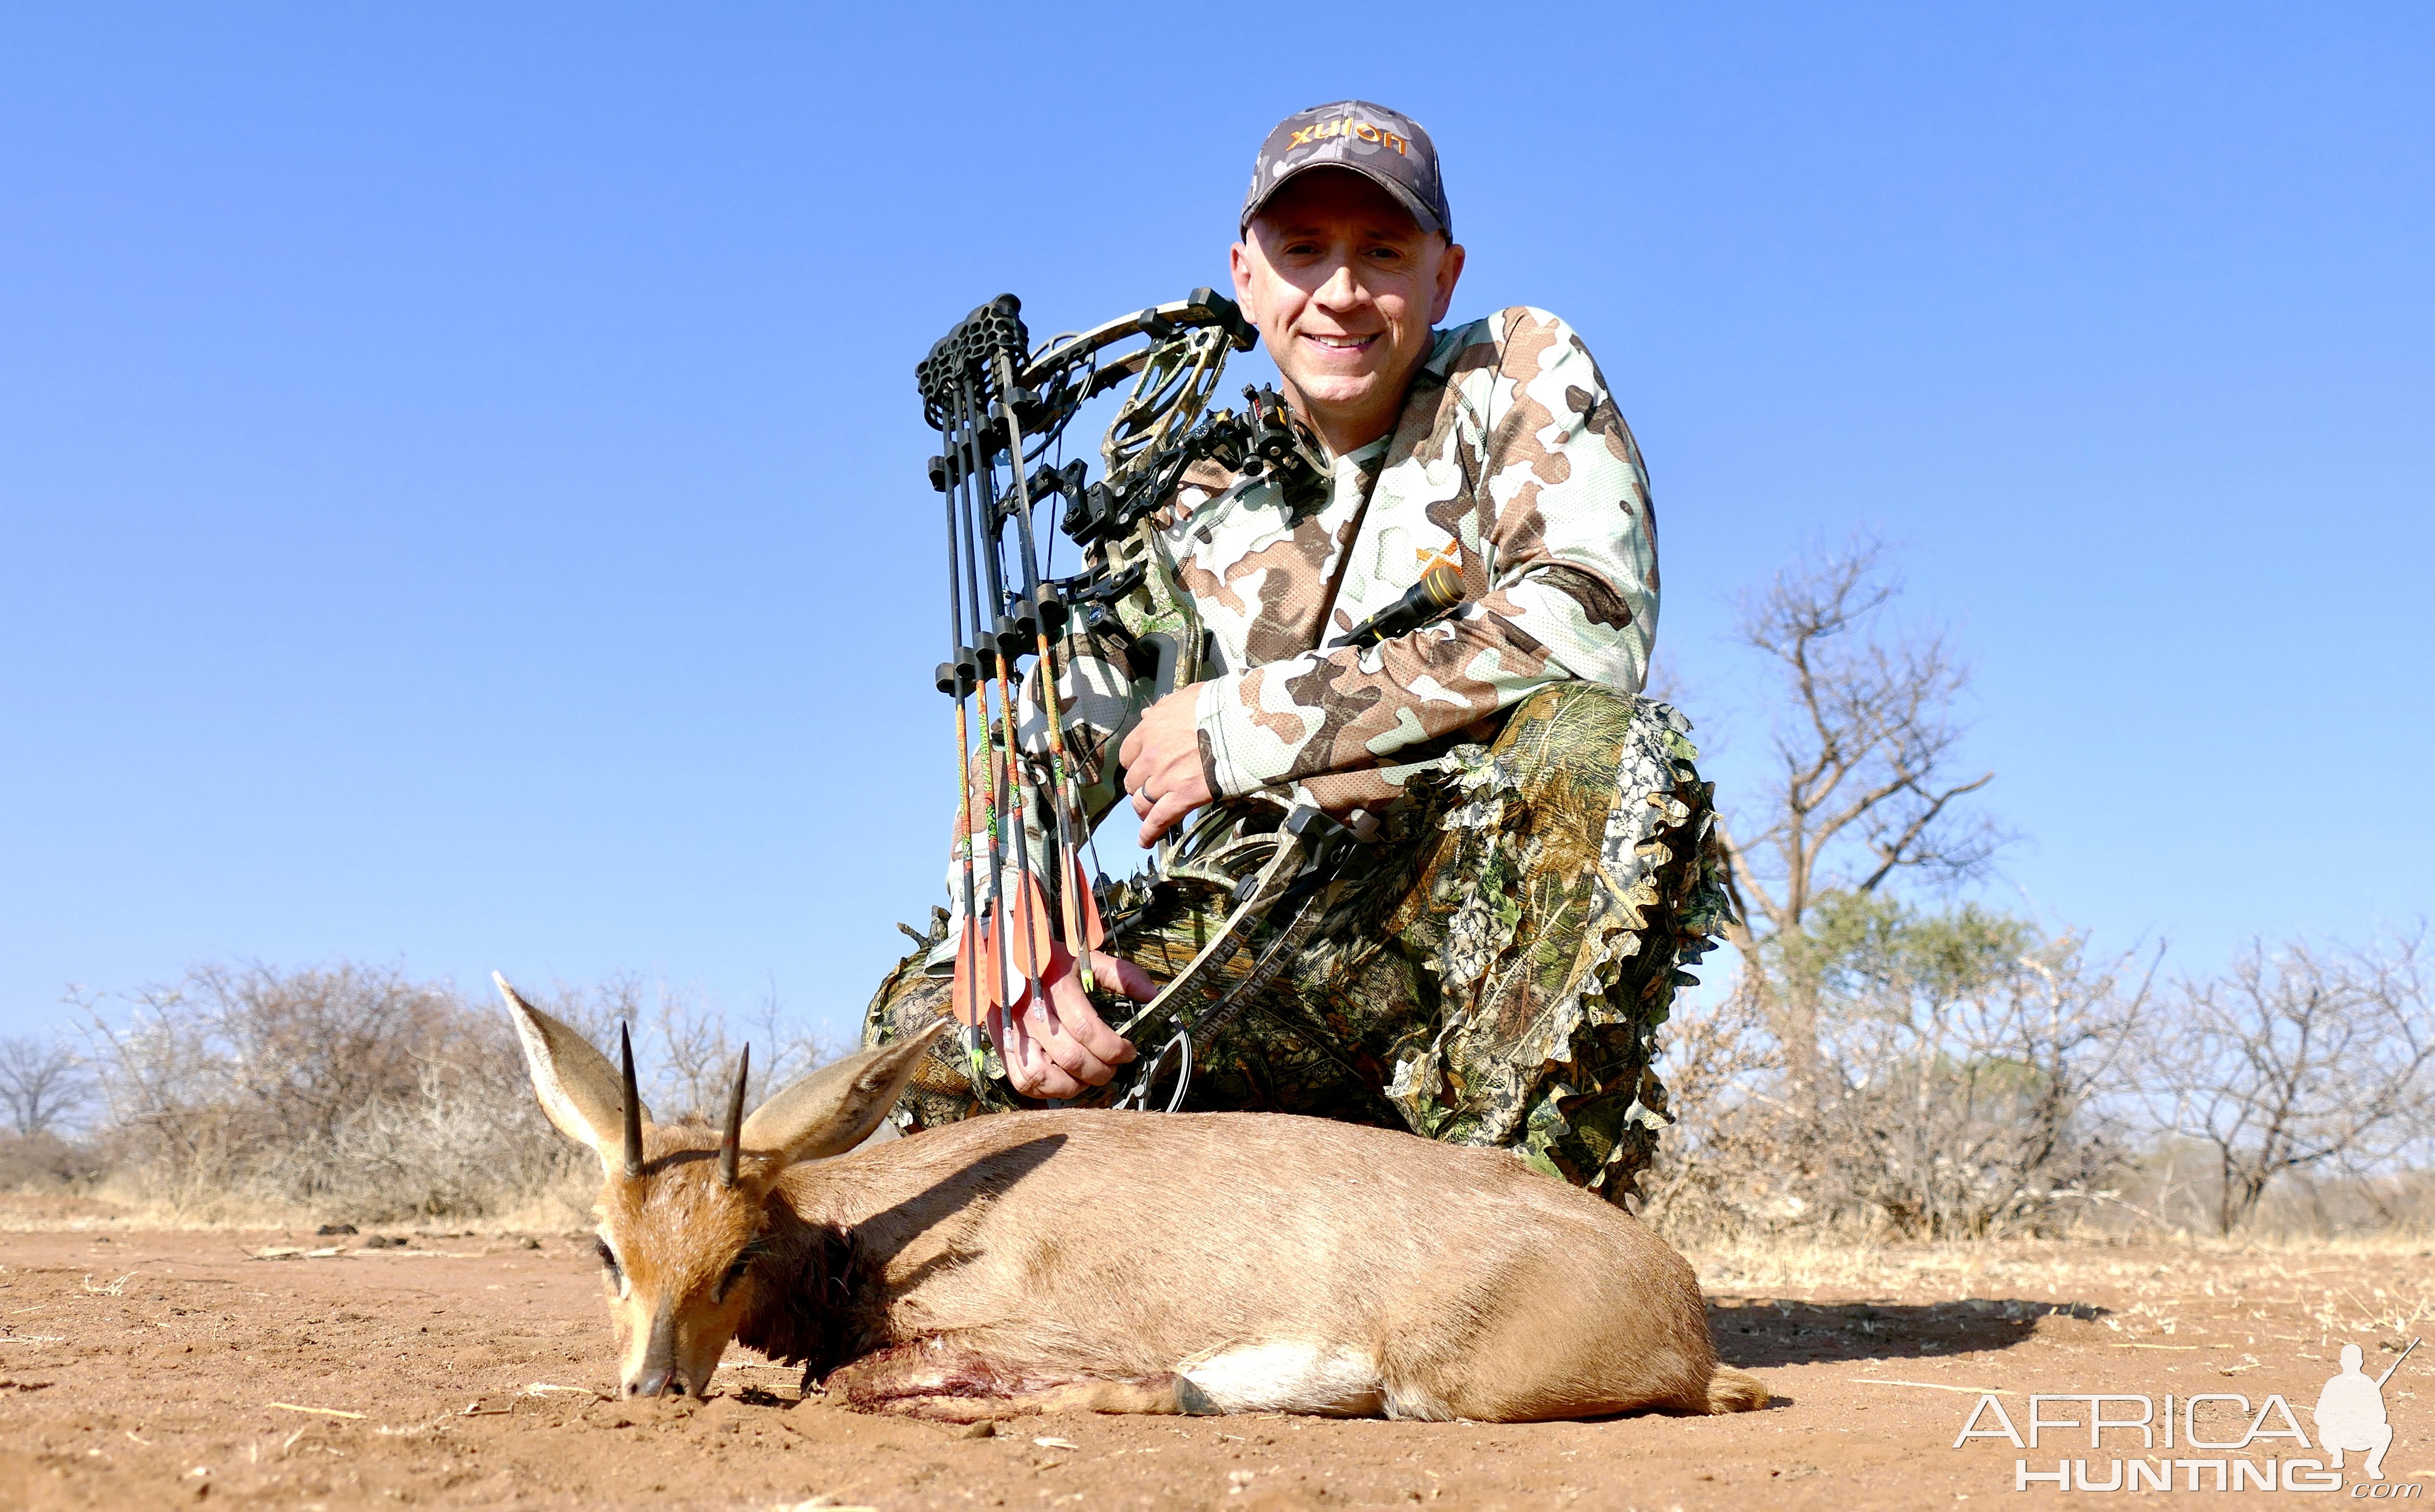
154, 962, 464, 1147
81, 961, 544, 1216
1638, 534, 2137, 1242
0, 1034, 86, 1138
71, 958, 848, 1219
1714, 535, 2002, 1087
1648, 897, 2148, 1241
2141, 929, 2434, 1234
1811, 905, 2151, 1236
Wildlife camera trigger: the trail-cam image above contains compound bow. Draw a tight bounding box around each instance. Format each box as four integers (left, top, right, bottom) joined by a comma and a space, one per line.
915, 288, 1361, 1110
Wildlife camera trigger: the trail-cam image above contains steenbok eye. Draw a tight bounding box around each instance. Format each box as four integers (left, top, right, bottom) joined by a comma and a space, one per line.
595, 1237, 622, 1282
716, 1256, 752, 1301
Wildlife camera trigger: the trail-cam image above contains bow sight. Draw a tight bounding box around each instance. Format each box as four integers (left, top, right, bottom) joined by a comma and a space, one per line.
915, 285, 1329, 1095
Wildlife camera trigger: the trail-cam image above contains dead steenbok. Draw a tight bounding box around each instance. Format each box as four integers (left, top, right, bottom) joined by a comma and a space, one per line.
498, 975, 1766, 1421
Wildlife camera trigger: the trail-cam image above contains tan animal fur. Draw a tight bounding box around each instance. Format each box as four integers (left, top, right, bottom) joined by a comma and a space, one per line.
497, 974, 1767, 1421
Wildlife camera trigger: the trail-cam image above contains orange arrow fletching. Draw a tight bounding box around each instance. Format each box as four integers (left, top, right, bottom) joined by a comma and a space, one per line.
1003, 874, 1055, 979
1071, 854, 1106, 949
950, 922, 986, 1027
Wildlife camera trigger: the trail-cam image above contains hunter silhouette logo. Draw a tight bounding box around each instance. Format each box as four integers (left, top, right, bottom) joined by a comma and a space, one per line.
1950, 1336, 2421, 1493
2317, 1339, 2415, 1481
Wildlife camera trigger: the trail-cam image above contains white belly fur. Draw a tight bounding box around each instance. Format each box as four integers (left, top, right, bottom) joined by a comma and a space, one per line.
1179, 1342, 1389, 1417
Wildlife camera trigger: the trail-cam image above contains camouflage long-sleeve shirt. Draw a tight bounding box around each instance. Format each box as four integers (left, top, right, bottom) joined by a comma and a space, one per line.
942, 306, 1658, 921
1172, 306, 1658, 798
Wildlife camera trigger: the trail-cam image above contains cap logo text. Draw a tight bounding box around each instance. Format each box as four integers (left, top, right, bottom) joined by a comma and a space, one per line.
1288, 118, 1408, 155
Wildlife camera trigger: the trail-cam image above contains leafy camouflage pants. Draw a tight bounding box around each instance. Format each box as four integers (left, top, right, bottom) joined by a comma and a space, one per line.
862, 682, 1730, 1205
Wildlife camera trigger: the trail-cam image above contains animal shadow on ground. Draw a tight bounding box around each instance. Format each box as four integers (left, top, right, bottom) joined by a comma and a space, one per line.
1707, 1297, 2109, 1371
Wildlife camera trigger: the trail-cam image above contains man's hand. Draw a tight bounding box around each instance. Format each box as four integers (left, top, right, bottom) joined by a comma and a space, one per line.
991, 947, 1157, 1100
1117, 688, 1215, 845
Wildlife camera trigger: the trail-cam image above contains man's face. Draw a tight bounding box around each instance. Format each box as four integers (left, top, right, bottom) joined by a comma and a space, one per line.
1230, 169, 1465, 453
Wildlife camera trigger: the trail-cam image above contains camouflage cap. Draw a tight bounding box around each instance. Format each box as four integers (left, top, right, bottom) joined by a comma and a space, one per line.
1241, 101, 1451, 240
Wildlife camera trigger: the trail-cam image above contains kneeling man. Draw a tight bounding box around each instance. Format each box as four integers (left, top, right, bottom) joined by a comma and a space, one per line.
866, 101, 1727, 1206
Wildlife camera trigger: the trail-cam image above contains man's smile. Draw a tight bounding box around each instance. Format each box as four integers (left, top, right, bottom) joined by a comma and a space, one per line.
1301, 331, 1381, 355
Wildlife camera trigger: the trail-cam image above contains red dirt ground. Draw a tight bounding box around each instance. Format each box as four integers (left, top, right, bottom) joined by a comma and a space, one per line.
0, 1216, 2426, 1510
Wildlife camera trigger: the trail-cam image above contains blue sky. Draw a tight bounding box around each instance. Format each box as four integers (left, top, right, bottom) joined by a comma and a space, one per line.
3, 4, 2429, 1043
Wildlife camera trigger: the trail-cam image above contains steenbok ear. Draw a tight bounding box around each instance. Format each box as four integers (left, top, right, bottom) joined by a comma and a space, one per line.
739, 1022, 948, 1169
496, 972, 652, 1181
